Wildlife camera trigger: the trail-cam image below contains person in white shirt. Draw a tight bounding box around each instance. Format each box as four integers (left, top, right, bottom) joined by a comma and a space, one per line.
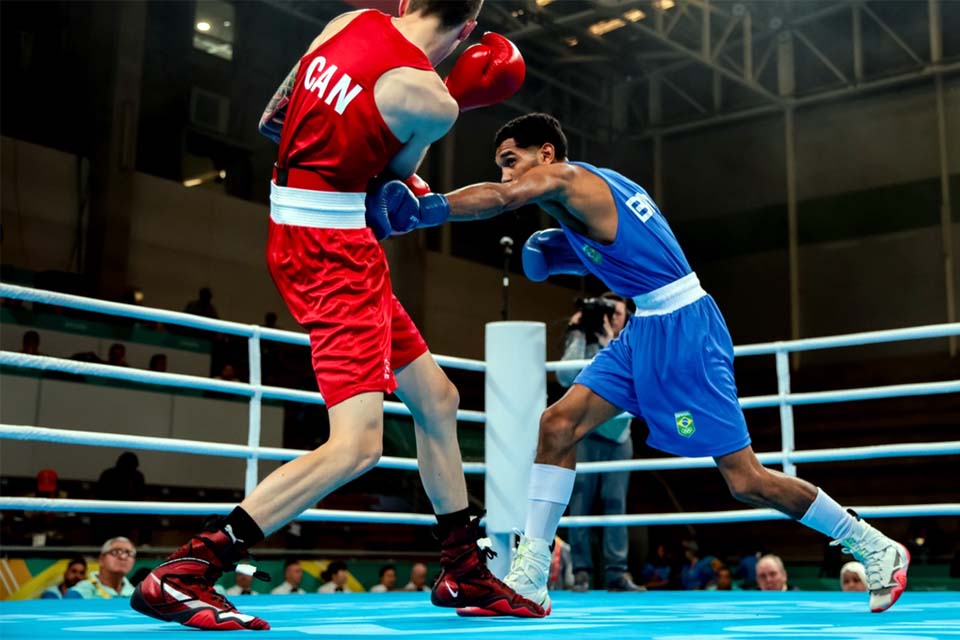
225, 572, 258, 596
318, 560, 351, 593
403, 562, 431, 592
369, 564, 397, 593
270, 559, 306, 594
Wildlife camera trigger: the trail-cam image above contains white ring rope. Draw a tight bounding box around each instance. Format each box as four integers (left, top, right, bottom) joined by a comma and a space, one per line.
0, 424, 485, 474
0, 498, 437, 526
4, 424, 953, 476
558, 504, 960, 528
547, 324, 960, 371
0, 283, 485, 372
573, 441, 960, 473
0, 352, 486, 423
1, 497, 955, 528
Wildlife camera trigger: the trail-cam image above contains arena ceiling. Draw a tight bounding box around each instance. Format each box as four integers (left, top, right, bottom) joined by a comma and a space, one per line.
265, 0, 960, 142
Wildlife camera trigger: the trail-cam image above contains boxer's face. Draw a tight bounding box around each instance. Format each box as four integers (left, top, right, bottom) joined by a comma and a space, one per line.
495, 138, 555, 183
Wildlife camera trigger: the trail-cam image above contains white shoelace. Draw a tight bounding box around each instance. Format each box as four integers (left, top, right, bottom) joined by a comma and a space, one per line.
507, 539, 549, 590
831, 530, 892, 590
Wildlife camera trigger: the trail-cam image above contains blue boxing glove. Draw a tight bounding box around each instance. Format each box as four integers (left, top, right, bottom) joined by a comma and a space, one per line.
365, 180, 450, 241
522, 229, 589, 282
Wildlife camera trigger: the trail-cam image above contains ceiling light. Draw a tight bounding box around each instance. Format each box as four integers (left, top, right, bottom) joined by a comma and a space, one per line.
564, 36, 579, 46
588, 18, 627, 36
511, 9, 524, 17
654, 0, 675, 10
196, 21, 211, 32
223, 20, 231, 28
183, 178, 203, 188
536, 0, 555, 6
623, 8, 646, 21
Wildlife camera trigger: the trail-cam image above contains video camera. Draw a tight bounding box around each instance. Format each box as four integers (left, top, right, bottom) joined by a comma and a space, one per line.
574, 296, 618, 340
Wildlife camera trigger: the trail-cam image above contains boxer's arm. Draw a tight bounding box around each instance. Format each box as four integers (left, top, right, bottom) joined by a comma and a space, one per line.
259, 62, 300, 142
379, 72, 459, 179
445, 163, 576, 221
258, 11, 363, 142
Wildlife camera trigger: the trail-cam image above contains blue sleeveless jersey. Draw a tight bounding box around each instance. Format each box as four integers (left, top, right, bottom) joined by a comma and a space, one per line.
559, 161, 691, 296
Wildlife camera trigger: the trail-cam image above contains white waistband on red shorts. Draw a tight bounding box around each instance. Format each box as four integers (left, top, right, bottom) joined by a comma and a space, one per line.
270, 181, 367, 229
633, 272, 707, 317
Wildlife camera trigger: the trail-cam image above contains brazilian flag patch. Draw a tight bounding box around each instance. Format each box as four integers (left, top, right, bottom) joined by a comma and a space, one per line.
582, 244, 602, 265
675, 411, 695, 438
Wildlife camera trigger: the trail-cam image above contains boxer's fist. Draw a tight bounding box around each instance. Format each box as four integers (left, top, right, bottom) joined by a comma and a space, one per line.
365, 180, 450, 240
404, 174, 432, 197
522, 229, 589, 282
445, 33, 525, 112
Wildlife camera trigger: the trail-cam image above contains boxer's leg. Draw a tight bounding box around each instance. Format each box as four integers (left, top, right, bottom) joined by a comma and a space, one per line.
241, 392, 385, 534
394, 352, 468, 517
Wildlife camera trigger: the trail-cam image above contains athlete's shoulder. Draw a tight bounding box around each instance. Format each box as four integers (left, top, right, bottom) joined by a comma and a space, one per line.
307, 10, 369, 53
378, 69, 457, 136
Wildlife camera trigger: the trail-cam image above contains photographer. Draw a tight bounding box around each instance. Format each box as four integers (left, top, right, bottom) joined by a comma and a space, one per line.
558, 292, 643, 592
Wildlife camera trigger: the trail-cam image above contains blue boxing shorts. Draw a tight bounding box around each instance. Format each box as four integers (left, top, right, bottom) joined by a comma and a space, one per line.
574, 284, 750, 458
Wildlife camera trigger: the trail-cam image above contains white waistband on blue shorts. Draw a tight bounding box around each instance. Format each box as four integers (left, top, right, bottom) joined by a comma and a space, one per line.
633, 272, 707, 317
269, 181, 367, 229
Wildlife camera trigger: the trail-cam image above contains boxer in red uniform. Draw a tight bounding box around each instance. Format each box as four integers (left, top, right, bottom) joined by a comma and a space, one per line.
130, 1, 537, 631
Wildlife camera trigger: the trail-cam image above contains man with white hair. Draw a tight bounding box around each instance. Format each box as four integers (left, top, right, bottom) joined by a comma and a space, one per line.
841, 561, 868, 592
66, 537, 136, 599
755, 554, 796, 592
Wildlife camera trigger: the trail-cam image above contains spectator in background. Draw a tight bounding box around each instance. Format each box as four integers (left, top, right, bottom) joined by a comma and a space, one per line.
318, 561, 351, 593
107, 343, 129, 367
149, 354, 168, 372
270, 559, 306, 594
708, 566, 739, 591
756, 554, 796, 591
95, 453, 147, 542
34, 469, 63, 499
403, 562, 431, 592
41, 557, 87, 599
559, 294, 642, 593
680, 540, 718, 590
184, 287, 219, 319
66, 537, 136, 599
840, 561, 868, 592
640, 543, 672, 590
21, 330, 40, 355
215, 363, 239, 382
369, 564, 397, 593
97, 453, 145, 502
227, 572, 259, 596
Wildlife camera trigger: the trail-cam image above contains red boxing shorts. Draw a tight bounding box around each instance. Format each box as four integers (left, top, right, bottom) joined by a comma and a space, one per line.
266, 220, 428, 408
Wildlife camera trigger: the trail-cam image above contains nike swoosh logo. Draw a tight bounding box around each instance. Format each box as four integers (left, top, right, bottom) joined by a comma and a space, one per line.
446, 581, 459, 598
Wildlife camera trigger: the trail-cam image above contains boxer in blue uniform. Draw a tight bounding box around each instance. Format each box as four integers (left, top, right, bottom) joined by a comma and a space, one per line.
367, 113, 909, 616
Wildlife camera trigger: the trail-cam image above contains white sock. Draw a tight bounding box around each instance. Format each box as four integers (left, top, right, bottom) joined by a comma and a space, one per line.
524, 463, 576, 541
799, 488, 857, 540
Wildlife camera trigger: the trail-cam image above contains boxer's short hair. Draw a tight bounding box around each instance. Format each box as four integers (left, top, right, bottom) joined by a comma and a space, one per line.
407, 0, 483, 28
495, 113, 568, 160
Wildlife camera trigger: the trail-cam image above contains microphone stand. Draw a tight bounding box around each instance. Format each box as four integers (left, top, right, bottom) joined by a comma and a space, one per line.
500, 236, 514, 321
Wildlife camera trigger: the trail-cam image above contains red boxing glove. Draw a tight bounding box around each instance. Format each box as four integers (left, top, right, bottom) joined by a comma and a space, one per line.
444, 33, 526, 112
404, 174, 431, 196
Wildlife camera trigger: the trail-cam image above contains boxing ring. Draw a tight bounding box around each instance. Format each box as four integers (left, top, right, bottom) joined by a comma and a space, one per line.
1, 282, 959, 638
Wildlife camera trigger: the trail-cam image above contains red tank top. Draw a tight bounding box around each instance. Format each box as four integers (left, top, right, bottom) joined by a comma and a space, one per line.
276, 10, 435, 193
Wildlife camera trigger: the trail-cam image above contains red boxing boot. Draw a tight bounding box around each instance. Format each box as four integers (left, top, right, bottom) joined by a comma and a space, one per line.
430, 517, 545, 618
130, 524, 270, 631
